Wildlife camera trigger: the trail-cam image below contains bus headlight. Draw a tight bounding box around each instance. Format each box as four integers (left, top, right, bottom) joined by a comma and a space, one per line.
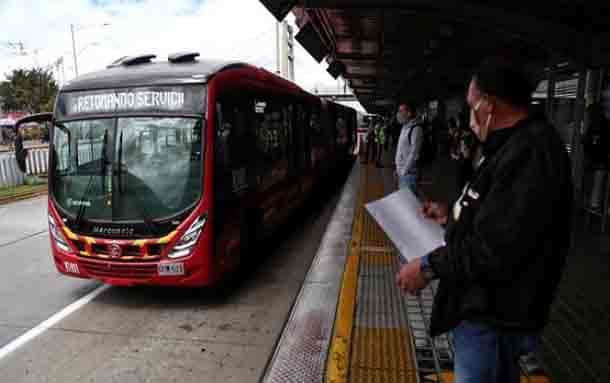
168, 215, 207, 259
48, 214, 71, 252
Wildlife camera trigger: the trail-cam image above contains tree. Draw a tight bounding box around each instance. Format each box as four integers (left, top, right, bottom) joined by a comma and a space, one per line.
0, 68, 58, 114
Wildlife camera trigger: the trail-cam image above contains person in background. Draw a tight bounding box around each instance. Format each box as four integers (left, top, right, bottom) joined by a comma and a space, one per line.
384, 116, 391, 152
363, 118, 377, 164
447, 116, 459, 158
450, 116, 477, 190
430, 115, 443, 157
395, 102, 422, 195
396, 58, 573, 383
374, 118, 386, 167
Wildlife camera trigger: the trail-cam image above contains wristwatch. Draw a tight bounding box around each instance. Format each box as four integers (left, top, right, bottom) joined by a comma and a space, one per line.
420, 255, 437, 281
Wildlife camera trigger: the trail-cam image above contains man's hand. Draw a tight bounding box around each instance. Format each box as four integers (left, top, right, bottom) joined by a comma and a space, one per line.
396, 257, 429, 295
422, 201, 448, 225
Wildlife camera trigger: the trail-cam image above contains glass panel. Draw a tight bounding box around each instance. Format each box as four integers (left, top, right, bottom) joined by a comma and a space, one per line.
51, 117, 204, 223
114, 117, 203, 220
255, 100, 292, 191
53, 119, 113, 221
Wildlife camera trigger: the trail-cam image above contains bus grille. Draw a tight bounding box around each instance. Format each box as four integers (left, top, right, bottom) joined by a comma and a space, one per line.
92, 244, 142, 257
79, 259, 157, 279
69, 239, 164, 261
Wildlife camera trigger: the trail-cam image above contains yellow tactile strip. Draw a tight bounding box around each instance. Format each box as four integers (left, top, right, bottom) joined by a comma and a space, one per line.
350, 328, 417, 383
360, 252, 395, 266
362, 209, 392, 249
326, 164, 418, 383
326, 166, 366, 383
326, 253, 361, 383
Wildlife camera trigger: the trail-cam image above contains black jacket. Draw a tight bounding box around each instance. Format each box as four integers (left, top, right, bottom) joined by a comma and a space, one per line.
428, 116, 573, 336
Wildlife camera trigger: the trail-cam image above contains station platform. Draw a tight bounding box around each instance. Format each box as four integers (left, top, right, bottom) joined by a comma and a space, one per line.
262, 156, 559, 383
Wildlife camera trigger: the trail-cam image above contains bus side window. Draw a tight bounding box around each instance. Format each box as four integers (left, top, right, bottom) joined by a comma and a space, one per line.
283, 103, 296, 176
216, 100, 256, 196
303, 105, 312, 170
215, 102, 230, 170
255, 99, 293, 190
310, 106, 323, 169
229, 101, 253, 194
294, 104, 309, 172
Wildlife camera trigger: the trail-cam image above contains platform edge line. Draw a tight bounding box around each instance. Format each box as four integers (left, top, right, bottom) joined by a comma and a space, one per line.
325, 166, 365, 383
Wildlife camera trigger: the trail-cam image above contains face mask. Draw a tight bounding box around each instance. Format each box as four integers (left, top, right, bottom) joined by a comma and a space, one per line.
470, 99, 492, 142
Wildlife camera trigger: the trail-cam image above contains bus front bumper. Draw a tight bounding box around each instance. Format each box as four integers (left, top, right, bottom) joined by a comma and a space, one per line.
52, 248, 219, 287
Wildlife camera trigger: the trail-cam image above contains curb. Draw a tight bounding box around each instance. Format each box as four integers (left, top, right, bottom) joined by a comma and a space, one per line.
0, 188, 48, 206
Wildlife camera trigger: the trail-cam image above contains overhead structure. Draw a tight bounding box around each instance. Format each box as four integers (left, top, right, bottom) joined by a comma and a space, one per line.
260, 0, 610, 113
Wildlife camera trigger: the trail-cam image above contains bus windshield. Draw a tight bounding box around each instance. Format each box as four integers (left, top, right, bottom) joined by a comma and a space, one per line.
51, 117, 204, 223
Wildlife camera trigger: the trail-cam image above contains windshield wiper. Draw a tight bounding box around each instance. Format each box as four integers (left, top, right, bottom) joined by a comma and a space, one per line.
101, 129, 109, 191
132, 190, 158, 237
115, 130, 157, 236
74, 129, 108, 230
118, 131, 123, 194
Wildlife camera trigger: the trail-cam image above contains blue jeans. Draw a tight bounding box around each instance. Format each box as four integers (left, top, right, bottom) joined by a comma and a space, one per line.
398, 172, 418, 196
452, 320, 538, 383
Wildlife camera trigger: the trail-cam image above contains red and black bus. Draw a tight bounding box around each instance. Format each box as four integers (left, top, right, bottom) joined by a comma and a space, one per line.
15, 52, 356, 286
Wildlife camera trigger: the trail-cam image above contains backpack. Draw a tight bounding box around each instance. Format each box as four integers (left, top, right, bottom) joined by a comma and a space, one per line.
407, 123, 435, 167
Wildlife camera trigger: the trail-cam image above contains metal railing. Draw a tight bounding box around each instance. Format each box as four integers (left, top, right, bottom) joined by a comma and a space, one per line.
0, 148, 49, 187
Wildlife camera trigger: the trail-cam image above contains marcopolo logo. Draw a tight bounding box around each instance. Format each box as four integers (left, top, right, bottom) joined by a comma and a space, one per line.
92, 226, 135, 237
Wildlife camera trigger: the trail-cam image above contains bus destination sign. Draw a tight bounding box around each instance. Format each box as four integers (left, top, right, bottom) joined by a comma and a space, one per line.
72, 90, 186, 114
56, 85, 206, 119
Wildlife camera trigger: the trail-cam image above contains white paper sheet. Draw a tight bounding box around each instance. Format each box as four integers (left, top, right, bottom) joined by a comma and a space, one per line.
365, 187, 445, 262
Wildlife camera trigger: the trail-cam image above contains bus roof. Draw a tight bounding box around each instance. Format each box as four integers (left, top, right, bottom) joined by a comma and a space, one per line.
61, 57, 249, 92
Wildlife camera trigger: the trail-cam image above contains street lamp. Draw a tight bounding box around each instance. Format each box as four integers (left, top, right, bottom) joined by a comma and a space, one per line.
70, 22, 110, 77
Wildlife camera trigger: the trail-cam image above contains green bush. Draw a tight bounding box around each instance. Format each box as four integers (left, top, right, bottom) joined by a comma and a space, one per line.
24, 175, 45, 186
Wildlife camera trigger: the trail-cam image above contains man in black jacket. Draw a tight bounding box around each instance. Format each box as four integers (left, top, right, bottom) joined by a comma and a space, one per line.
396, 58, 573, 383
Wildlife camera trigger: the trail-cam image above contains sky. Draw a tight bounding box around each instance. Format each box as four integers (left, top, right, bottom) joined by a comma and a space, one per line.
0, 0, 361, 104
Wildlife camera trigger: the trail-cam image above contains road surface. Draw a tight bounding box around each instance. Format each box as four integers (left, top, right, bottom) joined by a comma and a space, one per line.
0, 183, 342, 382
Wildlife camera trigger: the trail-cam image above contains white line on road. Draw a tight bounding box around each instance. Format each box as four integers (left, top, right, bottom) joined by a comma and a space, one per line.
0, 284, 110, 361
0, 230, 47, 250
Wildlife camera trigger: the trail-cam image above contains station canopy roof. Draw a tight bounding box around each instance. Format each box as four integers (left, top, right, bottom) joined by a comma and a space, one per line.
261, 1, 610, 113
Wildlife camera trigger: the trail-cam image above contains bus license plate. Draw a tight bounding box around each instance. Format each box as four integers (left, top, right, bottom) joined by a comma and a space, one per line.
158, 263, 185, 276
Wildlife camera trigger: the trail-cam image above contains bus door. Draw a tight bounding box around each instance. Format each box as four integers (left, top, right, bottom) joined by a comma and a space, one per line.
252, 98, 302, 232
214, 98, 257, 268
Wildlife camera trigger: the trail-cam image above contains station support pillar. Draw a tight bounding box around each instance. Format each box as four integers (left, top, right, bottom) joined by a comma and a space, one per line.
546, 71, 556, 120
571, 69, 588, 207
572, 68, 606, 215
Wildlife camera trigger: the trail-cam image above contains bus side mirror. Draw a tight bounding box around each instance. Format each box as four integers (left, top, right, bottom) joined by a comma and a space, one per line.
14, 112, 54, 174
